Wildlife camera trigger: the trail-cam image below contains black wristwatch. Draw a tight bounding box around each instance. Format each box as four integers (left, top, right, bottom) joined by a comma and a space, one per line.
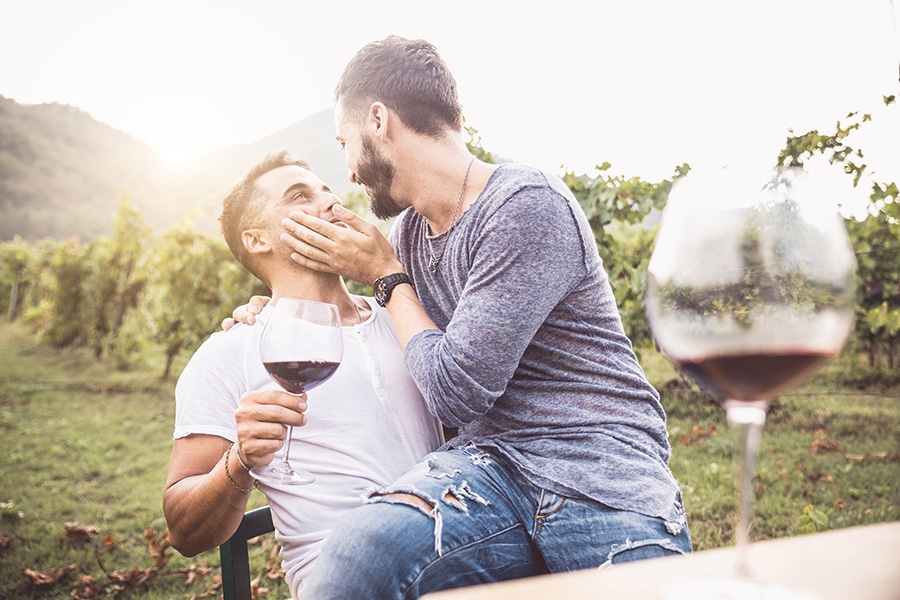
373, 273, 411, 307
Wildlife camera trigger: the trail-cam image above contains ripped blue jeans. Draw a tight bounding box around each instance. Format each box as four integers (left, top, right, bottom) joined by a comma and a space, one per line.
302, 445, 691, 599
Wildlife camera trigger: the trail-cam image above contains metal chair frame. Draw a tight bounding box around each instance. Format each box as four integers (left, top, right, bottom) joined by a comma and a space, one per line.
219, 505, 274, 600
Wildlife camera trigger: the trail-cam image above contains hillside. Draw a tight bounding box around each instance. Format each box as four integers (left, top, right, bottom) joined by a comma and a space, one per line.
0, 96, 351, 241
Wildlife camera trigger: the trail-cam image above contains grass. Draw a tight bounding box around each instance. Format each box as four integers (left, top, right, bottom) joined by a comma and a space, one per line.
641, 349, 900, 551
0, 322, 897, 598
0, 323, 279, 599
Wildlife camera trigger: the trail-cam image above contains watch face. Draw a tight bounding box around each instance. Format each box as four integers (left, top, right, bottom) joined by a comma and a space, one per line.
374, 273, 408, 306
374, 281, 387, 305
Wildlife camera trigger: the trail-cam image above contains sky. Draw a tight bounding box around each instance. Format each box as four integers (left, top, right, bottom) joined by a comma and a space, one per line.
1, 0, 898, 209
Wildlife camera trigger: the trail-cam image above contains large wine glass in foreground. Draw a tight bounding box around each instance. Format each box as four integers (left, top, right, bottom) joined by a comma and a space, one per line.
646, 166, 856, 598
253, 298, 343, 486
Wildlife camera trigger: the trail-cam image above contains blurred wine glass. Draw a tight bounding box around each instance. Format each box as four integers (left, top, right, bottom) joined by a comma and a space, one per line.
646, 165, 856, 598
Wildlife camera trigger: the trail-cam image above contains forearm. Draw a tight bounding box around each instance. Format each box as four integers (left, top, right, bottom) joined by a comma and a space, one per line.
163, 447, 257, 556
385, 283, 440, 350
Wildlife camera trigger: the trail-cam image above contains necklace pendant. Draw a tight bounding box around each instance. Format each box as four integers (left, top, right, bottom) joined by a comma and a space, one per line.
424, 156, 473, 277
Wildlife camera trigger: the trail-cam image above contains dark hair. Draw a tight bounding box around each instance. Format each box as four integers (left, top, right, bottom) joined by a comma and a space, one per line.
219, 150, 311, 279
334, 35, 463, 137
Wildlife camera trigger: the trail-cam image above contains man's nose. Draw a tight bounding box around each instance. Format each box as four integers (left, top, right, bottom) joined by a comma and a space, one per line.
348, 170, 360, 185
322, 193, 342, 215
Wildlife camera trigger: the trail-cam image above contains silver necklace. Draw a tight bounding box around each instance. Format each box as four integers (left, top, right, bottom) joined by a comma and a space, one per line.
424, 156, 475, 274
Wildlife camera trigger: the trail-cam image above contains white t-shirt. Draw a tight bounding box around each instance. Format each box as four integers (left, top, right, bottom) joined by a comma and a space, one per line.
174, 298, 443, 596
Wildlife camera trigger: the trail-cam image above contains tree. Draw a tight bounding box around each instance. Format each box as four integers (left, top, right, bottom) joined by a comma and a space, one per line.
33, 238, 91, 348
846, 201, 900, 368
465, 123, 496, 165
145, 227, 267, 379
16, 197, 152, 361
0, 235, 35, 321
562, 162, 689, 349
81, 195, 152, 359
777, 96, 899, 371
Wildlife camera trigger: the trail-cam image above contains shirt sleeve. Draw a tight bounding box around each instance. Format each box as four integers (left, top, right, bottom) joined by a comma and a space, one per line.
173, 329, 248, 441
403, 185, 590, 427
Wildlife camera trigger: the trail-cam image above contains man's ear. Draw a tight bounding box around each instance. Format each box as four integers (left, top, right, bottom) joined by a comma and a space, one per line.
242, 228, 272, 256
368, 102, 392, 141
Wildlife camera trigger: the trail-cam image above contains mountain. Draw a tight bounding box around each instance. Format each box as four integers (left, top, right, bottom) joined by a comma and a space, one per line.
0, 95, 351, 241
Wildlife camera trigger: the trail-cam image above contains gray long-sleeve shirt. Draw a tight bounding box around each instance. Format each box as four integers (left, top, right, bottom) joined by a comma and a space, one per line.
393, 163, 681, 520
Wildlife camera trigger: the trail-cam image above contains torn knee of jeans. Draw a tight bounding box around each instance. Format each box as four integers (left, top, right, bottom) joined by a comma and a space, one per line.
424, 457, 463, 480
442, 489, 464, 511
598, 537, 688, 569
441, 481, 490, 513
366, 487, 445, 556
367, 487, 437, 515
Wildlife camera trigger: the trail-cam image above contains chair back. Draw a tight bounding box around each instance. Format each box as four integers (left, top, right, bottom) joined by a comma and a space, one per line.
219, 505, 274, 600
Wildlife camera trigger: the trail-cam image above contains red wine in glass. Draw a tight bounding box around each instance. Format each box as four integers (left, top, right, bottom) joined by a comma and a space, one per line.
676, 350, 835, 407
263, 360, 340, 395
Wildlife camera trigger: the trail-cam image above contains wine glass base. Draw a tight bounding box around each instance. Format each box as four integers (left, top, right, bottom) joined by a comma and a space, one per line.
250, 464, 315, 486
661, 576, 824, 600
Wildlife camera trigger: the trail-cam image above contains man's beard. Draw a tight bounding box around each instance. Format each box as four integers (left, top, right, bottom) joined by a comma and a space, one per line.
357, 133, 404, 220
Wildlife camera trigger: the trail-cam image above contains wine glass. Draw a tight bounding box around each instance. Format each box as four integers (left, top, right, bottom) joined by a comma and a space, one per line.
252, 298, 343, 485
646, 165, 856, 598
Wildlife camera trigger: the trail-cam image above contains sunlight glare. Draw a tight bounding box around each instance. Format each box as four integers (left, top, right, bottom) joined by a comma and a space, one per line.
88, 55, 272, 164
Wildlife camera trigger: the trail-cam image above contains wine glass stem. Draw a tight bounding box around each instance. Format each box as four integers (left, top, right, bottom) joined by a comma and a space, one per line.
725, 402, 767, 578
282, 425, 294, 465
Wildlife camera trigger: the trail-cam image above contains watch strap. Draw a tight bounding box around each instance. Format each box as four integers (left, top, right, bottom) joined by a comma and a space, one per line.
374, 272, 411, 307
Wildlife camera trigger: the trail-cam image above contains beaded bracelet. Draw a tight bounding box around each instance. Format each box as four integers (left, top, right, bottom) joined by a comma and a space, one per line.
224, 443, 259, 493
